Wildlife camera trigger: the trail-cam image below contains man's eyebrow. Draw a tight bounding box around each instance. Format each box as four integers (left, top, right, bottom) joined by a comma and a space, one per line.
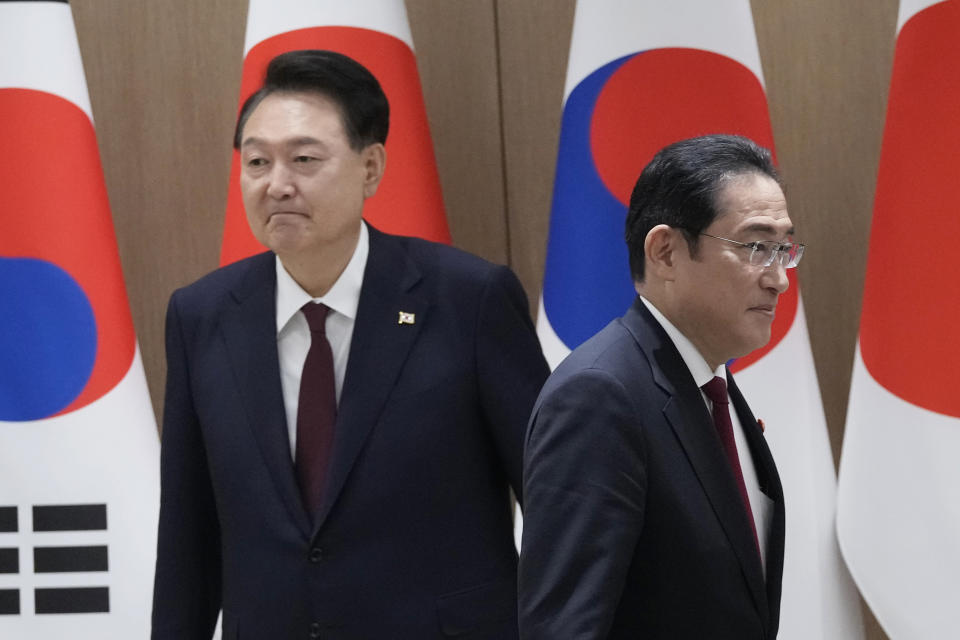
741, 222, 795, 236
240, 136, 326, 148
286, 136, 325, 147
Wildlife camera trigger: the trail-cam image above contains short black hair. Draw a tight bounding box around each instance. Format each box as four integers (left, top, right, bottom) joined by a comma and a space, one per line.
624, 134, 781, 282
233, 49, 389, 151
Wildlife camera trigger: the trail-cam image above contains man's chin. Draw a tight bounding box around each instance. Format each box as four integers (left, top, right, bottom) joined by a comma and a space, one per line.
262, 229, 310, 255
750, 332, 773, 354
734, 330, 773, 361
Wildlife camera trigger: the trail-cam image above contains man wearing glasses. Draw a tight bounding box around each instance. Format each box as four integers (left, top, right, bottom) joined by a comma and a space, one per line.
519, 135, 800, 640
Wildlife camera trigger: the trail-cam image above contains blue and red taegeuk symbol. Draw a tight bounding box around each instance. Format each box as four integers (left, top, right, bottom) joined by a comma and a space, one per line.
0, 88, 135, 421
542, 47, 797, 372
860, 0, 960, 419
221, 26, 450, 265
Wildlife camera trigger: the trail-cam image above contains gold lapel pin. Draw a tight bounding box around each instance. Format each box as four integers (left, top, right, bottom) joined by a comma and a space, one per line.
398, 311, 416, 325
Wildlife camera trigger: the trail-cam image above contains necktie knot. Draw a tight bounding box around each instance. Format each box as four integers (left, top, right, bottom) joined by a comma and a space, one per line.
302, 302, 330, 335
702, 376, 729, 405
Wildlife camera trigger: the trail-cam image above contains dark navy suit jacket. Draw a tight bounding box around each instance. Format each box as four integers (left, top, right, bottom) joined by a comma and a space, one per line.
152, 226, 549, 639
519, 297, 785, 640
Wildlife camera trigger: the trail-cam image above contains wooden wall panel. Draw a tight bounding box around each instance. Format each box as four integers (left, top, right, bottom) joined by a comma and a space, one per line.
495, 0, 576, 312
406, 0, 507, 264
71, 0, 247, 421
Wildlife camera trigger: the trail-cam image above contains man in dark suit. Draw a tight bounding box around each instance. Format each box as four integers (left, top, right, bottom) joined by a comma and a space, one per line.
519, 135, 802, 639
151, 50, 549, 639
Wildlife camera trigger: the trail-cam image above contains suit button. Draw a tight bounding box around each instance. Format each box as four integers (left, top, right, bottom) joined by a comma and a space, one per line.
310, 621, 321, 638
309, 547, 323, 562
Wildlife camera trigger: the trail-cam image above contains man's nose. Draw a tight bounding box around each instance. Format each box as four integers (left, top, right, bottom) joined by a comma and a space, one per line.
265, 164, 296, 199
762, 259, 790, 294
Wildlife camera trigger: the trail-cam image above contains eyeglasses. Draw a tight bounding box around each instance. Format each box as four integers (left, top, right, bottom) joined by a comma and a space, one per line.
698, 233, 805, 269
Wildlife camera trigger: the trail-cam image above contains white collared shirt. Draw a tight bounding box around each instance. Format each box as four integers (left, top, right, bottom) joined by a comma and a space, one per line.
275, 222, 369, 459
639, 296, 771, 572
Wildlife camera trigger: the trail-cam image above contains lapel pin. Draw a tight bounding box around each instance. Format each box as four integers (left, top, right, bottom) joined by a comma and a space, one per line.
398, 311, 416, 325
757, 418, 766, 433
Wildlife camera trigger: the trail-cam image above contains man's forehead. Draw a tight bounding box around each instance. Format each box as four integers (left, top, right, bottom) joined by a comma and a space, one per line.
713, 174, 790, 229
241, 92, 347, 147
735, 218, 796, 236
716, 209, 794, 235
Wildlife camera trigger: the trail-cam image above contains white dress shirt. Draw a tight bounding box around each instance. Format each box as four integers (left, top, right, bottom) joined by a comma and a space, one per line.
640, 296, 772, 572
275, 222, 369, 459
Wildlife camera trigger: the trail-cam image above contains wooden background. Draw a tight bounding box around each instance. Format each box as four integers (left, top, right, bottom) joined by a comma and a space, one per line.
68, 1, 899, 637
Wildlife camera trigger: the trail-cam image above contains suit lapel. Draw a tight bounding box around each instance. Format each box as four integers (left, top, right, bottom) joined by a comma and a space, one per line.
312, 229, 427, 532
219, 253, 313, 536
622, 299, 769, 623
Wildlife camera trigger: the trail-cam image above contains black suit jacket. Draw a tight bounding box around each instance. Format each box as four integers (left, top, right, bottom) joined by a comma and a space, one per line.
519, 297, 784, 639
152, 226, 549, 639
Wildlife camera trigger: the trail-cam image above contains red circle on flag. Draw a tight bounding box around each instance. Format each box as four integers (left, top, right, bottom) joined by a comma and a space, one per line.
590, 48, 776, 205
589, 48, 795, 371
221, 27, 450, 265
0, 88, 135, 415
860, 1, 960, 418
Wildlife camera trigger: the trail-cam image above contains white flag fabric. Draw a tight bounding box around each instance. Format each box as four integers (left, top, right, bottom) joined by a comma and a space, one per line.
837, 1, 960, 637
221, 0, 449, 265
0, 1, 159, 637
534, 2, 864, 638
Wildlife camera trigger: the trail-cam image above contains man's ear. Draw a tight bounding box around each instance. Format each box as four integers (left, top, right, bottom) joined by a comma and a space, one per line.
644, 224, 680, 280
362, 143, 386, 198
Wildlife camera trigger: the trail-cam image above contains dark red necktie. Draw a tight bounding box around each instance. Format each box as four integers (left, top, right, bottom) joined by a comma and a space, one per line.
701, 376, 760, 555
295, 303, 337, 519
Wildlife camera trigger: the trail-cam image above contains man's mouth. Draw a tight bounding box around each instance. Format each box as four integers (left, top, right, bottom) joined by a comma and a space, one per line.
749, 304, 776, 317
268, 210, 307, 220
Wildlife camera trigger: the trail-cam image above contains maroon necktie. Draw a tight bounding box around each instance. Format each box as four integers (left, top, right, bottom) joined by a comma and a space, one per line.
295, 303, 337, 519
701, 376, 760, 554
